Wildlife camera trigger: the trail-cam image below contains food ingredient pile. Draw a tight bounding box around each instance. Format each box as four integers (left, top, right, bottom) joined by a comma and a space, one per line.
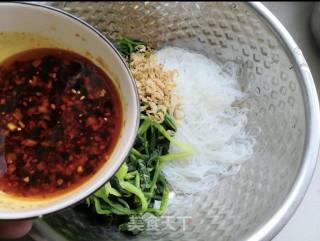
156, 47, 255, 194
85, 38, 191, 234
79, 38, 255, 235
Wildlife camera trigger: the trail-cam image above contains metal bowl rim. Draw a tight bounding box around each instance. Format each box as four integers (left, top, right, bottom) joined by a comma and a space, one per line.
246, 2, 320, 241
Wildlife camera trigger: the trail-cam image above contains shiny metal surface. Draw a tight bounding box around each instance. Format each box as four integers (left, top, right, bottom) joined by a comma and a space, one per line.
30, 2, 320, 241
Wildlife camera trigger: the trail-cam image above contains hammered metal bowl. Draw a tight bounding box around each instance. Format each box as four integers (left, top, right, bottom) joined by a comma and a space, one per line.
30, 2, 320, 241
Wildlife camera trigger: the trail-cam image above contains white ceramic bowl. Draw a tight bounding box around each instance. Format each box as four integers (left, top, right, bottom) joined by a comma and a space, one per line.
0, 2, 139, 220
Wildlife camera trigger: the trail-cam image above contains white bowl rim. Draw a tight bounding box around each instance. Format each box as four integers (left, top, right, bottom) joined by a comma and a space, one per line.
0, 1, 140, 220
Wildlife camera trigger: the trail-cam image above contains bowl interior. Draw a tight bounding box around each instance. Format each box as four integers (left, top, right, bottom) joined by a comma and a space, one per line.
32, 2, 317, 241
0, 3, 139, 219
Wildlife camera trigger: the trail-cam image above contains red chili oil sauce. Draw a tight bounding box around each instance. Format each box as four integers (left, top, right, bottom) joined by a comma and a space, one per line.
0, 48, 122, 197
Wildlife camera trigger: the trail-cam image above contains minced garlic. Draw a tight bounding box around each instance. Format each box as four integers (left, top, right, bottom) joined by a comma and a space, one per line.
129, 51, 176, 123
